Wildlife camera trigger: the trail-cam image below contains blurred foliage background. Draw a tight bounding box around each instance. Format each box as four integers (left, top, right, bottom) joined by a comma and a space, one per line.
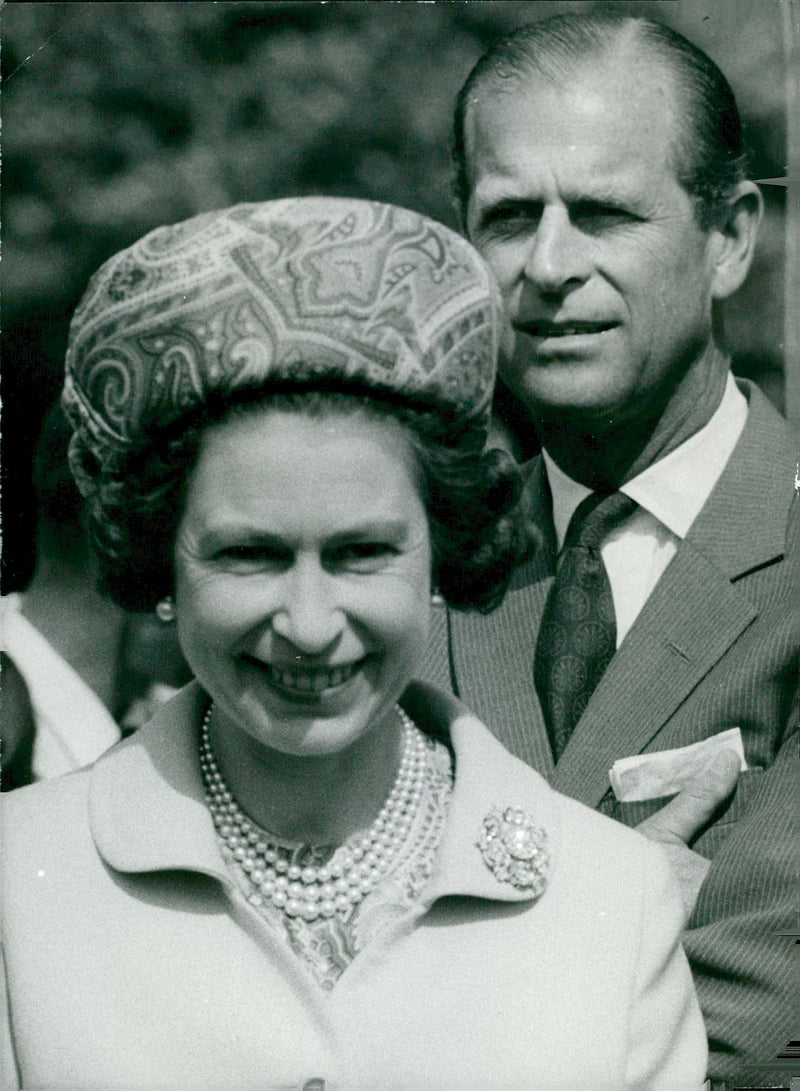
1, 0, 789, 592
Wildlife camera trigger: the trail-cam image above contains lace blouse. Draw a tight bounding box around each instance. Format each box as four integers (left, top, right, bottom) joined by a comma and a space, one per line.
217, 733, 453, 991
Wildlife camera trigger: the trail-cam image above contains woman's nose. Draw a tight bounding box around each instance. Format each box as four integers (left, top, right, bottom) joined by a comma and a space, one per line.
523, 206, 590, 295
270, 560, 345, 653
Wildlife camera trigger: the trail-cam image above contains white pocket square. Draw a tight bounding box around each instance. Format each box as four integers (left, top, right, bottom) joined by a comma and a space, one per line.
609, 728, 748, 802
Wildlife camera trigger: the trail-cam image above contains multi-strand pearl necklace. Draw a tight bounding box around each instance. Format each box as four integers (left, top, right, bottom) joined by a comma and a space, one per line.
200, 703, 428, 922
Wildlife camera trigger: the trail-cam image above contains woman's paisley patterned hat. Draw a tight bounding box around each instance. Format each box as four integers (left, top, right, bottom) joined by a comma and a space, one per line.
63, 197, 506, 493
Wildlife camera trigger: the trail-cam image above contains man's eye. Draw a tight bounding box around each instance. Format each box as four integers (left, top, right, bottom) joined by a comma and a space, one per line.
480, 204, 540, 235
491, 207, 527, 222
572, 204, 637, 232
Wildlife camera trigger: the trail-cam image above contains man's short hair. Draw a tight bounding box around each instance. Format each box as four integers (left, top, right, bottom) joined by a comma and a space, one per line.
453, 11, 749, 231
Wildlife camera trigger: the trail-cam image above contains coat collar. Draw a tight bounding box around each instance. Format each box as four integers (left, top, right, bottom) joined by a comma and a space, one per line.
89, 684, 226, 880
401, 682, 559, 903
89, 681, 560, 907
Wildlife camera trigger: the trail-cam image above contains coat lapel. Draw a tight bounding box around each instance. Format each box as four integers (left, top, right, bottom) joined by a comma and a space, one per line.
552, 381, 795, 807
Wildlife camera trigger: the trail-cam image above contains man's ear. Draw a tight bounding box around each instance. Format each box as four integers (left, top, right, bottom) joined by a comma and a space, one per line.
709, 180, 763, 301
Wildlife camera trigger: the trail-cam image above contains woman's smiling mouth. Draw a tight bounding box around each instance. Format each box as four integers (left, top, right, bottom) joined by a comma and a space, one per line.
246, 657, 364, 699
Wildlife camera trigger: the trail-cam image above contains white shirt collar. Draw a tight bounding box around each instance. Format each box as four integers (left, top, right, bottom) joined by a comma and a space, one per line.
543, 372, 748, 548
541, 451, 593, 549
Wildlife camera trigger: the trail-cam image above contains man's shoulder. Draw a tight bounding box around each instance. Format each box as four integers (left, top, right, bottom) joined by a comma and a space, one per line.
736, 378, 797, 462
695, 379, 797, 557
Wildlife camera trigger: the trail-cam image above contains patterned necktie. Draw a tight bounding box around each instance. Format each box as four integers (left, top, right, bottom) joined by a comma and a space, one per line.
534, 491, 637, 761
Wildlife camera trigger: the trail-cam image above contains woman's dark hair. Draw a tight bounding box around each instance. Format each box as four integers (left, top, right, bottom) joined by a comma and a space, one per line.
33, 400, 88, 565
453, 11, 748, 231
77, 385, 535, 615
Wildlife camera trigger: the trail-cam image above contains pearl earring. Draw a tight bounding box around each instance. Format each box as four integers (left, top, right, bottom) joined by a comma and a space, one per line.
155, 596, 176, 623
431, 588, 445, 607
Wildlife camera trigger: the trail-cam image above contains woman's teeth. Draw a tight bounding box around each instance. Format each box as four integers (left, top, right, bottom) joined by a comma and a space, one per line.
266, 662, 359, 693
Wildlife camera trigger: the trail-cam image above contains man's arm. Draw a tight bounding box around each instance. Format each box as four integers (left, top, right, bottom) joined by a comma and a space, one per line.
637, 748, 741, 920
638, 730, 798, 1081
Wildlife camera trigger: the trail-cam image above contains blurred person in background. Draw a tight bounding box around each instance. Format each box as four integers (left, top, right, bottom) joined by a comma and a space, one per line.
420, 10, 798, 1083
0, 198, 706, 1087
0, 404, 189, 790
1, 402, 122, 788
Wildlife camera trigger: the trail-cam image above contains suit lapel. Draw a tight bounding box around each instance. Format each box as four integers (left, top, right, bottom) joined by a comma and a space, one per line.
552, 381, 794, 806
449, 457, 556, 774
551, 541, 757, 805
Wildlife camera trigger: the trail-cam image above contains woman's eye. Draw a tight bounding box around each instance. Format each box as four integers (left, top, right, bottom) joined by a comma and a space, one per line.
330, 543, 396, 569
217, 545, 289, 567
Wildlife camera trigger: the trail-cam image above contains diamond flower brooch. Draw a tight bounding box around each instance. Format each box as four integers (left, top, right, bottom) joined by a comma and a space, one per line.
477, 806, 550, 895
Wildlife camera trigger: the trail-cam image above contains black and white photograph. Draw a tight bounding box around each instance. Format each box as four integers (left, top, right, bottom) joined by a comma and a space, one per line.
1, 2, 797, 1088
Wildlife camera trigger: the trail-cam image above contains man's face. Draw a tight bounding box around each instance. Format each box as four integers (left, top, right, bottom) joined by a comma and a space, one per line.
464, 61, 720, 430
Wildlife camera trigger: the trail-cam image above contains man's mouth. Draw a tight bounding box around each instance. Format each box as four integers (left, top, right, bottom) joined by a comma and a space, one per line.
516, 320, 617, 338
256, 660, 363, 696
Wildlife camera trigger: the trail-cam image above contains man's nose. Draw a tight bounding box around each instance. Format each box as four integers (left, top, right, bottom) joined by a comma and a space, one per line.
270, 560, 345, 653
523, 206, 590, 295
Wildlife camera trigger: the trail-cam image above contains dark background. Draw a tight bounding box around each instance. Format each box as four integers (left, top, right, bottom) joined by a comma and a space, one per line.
1, 0, 790, 593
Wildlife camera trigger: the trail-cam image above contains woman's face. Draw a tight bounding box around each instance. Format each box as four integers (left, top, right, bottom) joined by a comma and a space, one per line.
173, 405, 433, 760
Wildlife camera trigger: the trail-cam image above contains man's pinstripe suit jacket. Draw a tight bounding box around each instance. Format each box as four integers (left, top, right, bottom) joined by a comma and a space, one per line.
421, 379, 798, 1083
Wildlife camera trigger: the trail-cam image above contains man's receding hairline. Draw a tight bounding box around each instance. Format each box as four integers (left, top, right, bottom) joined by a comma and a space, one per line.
466, 29, 682, 118
461, 35, 686, 196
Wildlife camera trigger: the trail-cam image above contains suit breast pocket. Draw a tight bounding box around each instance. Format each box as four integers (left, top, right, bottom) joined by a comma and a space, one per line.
691, 767, 765, 857
606, 768, 765, 855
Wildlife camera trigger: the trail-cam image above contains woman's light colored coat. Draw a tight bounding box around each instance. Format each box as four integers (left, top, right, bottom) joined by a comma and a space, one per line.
1, 682, 706, 1088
